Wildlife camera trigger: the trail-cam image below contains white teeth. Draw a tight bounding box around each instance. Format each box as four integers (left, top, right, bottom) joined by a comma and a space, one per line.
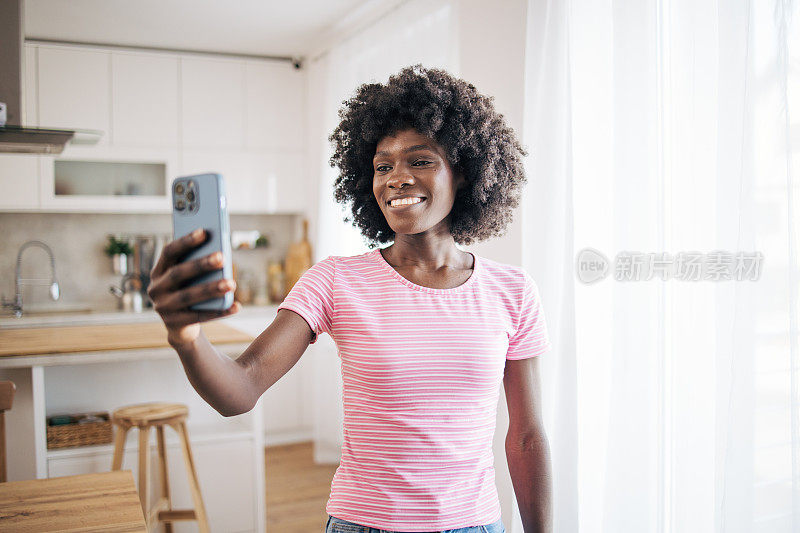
390, 197, 423, 207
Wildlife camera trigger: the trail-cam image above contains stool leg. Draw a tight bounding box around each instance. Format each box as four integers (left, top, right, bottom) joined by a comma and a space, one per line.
138, 426, 151, 521
172, 421, 210, 533
111, 424, 129, 471
156, 425, 173, 533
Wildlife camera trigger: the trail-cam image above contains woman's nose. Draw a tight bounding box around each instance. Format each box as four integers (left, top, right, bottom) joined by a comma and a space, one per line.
386, 167, 415, 189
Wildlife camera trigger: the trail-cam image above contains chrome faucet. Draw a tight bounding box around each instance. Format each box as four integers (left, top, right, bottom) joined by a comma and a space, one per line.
2, 240, 60, 318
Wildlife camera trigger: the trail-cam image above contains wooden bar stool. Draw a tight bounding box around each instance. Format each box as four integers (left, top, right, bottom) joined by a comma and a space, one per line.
110, 402, 210, 533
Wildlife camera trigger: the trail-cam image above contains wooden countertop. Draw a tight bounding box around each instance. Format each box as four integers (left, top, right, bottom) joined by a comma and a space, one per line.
0, 321, 254, 357
0, 470, 147, 532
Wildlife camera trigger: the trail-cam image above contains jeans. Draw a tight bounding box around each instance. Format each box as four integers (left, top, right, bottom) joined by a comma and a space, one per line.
325, 514, 506, 533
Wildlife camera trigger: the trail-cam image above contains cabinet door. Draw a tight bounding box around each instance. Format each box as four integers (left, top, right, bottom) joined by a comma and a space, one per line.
47, 439, 257, 533
0, 155, 40, 210
38, 46, 110, 143
182, 150, 262, 213
248, 153, 309, 214
181, 57, 245, 149
112, 52, 179, 147
24, 45, 38, 126
245, 61, 304, 150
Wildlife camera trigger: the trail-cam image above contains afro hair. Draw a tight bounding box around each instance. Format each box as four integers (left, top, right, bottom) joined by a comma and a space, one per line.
329, 64, 528, 247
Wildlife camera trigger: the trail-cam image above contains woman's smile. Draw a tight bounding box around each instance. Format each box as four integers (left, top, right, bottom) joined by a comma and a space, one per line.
388, 197, 426, 209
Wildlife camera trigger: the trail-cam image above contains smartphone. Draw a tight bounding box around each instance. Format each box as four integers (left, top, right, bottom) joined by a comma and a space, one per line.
171, 173, 233, 311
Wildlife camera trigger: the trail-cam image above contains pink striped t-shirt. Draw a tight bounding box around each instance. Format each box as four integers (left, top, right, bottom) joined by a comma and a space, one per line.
276, 248, 551, 531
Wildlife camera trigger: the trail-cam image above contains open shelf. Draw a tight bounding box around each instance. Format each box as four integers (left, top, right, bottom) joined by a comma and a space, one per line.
46, 416, 254, 460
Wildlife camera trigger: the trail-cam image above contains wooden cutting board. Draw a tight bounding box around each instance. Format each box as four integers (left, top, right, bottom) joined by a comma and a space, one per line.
0, 321, 254, 357
284, 217, 313, 293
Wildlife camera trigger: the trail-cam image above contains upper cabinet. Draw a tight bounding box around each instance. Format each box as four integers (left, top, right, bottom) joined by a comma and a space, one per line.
24, 46, 37, 126
112, 52, 179, 147
11, 43, 308, 215
245, 61, 304, 150
181, 57, 245, 149
0, 155, 41, 210
37, 46, 111, 143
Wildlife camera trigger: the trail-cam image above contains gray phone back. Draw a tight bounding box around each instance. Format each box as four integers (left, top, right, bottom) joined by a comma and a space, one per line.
171, 173, 233, 311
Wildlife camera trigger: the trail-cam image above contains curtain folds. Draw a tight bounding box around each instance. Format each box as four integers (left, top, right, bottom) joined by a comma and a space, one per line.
523, 0, 800, 531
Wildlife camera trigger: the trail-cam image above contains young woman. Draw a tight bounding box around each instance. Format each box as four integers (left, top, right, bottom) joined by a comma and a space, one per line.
148, 65, 552, 533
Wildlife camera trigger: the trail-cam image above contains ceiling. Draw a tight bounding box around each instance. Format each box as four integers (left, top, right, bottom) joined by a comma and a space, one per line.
23, 0, 381, 59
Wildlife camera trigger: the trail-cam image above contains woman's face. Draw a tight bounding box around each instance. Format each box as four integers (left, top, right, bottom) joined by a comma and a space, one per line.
372, 128, 464, 239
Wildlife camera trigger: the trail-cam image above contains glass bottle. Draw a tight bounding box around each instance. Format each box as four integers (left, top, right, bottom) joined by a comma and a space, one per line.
267, 261, 286, 303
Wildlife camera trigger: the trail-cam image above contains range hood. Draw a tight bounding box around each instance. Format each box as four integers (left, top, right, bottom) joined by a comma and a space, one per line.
0, 0, 100, 154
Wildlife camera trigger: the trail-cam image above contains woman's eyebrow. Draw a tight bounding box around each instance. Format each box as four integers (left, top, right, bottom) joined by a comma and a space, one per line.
374, 144, 436, 159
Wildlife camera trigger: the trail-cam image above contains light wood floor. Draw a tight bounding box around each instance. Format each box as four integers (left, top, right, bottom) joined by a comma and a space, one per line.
265, 441, 339, 532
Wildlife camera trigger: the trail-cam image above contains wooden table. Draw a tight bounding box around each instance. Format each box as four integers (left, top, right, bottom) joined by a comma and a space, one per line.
0, 470, 147, 532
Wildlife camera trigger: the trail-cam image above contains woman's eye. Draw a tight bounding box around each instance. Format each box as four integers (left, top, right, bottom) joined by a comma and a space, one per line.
413, 160, 432, 166
376, 165, 390, 172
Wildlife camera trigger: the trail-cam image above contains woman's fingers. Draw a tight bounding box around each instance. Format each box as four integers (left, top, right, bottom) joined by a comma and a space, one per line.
153, 278, 236, 314
163, 301, 241, 328
150, 228, 206, 278
148, 250, 223, 298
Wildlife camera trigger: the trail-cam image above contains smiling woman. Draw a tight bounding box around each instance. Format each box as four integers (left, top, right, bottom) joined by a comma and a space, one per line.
268, 65, 553, 532
329, 64, 529, 248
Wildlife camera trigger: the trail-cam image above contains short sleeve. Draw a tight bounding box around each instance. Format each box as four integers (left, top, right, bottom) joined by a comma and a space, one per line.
506, 271, 552, 360
276, 255, 336, 344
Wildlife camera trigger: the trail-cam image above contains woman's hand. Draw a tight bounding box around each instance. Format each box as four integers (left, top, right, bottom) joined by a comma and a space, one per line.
147, 228, 240, 347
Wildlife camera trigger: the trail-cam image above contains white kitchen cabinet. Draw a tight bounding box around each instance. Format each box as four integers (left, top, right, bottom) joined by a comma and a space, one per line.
181, 57, 245, 149
112, 51, 180, 147
37, 46, 110, 144
249, 152, 309, 214
24, 45, 38, 126
245, 61, 304, 150
38, 147, 177, 213
3, 43, 310, 215
181, 151, 307, 214
47, 432, 258, 533
181, 150, 268, 213
0, 155, 41, 210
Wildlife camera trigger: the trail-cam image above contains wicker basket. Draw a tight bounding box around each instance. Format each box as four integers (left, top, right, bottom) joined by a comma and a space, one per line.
46, 411, 113, 449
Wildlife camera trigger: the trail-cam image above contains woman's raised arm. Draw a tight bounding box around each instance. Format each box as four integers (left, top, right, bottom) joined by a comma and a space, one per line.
148, 229, 314, 417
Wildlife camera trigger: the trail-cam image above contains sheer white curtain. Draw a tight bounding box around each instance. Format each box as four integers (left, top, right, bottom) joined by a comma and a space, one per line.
524, 0, 800, 531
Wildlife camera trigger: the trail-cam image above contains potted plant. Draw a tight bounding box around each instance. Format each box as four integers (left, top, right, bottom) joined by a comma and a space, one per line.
104, 235, 133, 275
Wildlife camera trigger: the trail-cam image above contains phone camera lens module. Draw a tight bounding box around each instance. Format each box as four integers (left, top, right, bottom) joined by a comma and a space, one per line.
175, 199, 186, 211
175, 183, 185, 195
186, 190, 196, 202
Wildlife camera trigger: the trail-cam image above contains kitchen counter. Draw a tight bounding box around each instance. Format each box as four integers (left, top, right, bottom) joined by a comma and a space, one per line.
0, 304, 281, 329
0, 321, 253, 357
0, 305, 277, 368
0, 305, 277, 532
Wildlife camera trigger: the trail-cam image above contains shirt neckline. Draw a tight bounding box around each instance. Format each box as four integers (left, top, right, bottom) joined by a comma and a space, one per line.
369, 248, 480, 294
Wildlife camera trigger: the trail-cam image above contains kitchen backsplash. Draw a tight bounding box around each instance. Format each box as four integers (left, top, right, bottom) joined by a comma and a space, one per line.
0, 213, 299, 312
